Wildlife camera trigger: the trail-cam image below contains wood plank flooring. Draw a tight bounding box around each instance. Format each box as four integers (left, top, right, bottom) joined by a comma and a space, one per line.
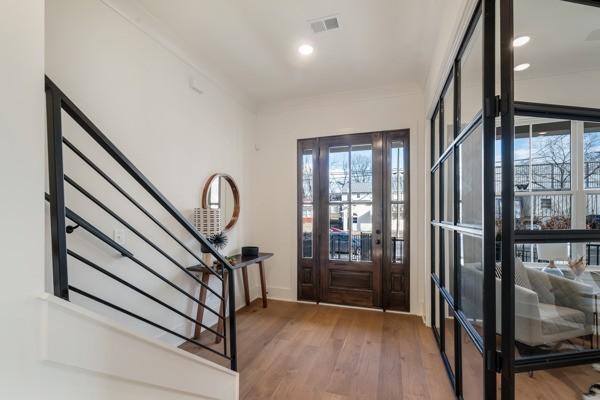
180, 299, 454, 400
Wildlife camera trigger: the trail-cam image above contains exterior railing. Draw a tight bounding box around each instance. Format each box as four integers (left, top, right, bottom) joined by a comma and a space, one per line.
44, 77, 237, 370
326, 233, 404, 262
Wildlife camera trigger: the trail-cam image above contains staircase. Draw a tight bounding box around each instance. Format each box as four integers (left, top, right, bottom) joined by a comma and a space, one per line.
44, 76, 238, 375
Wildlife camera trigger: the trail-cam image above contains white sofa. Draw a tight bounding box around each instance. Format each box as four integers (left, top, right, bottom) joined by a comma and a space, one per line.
461, 263, 594, 347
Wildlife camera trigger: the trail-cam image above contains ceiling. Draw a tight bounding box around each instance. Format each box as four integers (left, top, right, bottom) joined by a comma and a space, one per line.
135, 0, 445, 105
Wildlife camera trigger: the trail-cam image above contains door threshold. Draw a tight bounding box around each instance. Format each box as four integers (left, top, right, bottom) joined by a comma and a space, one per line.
317, 301, 384, 313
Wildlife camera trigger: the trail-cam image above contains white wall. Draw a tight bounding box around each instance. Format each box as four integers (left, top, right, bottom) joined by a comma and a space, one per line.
2, 1, 238, 398
251, 86, 428, 315
44, 0, 258, 344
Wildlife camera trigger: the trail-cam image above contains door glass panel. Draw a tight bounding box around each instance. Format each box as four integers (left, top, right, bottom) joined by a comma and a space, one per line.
444, 79, 455, 149
434, 227, 440, 277
445, 229, 455, 297
302, 205, 313, 258
351, 144, 372, 201
329, 146, 350, 202
434, 286, 440, 340
391, 141, 405, 201
391, 203, 405, 263
351, 204, 372, 262
329, 204, 349, 261
444, 301, 455, 375
302, 149, 313, 202
433, 112, 440, 164
434, 168, 440, 221
459, 125, 483, 226
443, 152, 454, 223
460, 18, 483, 129
459, 234, 483, 336
461, 327, 483, 400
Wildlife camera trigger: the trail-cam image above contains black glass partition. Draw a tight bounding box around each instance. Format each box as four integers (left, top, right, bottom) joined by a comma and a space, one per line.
430, 0, 600, 399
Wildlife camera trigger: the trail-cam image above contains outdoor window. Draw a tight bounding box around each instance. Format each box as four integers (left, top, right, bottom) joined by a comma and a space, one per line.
496, 119, 572, 231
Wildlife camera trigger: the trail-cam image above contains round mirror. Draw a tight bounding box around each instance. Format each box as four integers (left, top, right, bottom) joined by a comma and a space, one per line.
202, 173, 240, 232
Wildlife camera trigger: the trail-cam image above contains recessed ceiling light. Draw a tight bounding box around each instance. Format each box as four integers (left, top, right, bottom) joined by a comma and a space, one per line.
513, 36, 530, 47
298, 44, 314, 56
514, 63, 530, 72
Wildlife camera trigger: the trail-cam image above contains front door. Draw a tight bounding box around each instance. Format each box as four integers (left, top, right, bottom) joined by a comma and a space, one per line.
298, 130, 409, 310
318, 133, 383, 308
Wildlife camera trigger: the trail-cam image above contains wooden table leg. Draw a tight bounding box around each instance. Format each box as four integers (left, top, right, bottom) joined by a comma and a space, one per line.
259, 261, 268, 308
193, 271, 210, 339
242, 266, 250, 307
215, 270, 228, 344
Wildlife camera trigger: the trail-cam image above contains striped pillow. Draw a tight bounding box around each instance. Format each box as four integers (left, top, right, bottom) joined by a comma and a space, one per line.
494, 258, 532, 290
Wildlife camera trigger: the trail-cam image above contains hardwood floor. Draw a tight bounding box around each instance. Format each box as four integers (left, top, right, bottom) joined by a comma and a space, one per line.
182, 300, 600, 399
180, 299, 454, 400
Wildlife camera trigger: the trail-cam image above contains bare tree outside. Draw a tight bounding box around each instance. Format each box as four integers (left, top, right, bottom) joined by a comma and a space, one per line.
530, 132, 571, 191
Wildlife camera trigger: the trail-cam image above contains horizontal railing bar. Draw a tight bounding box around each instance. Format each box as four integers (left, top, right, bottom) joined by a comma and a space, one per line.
44, 193, 133, 258
126, 253, 224, 321
69, 285, 229, 360
53, 200, 224, 321
64, 175, 224, 301
47, 77, 232, 273
67, 249, 224, 338
61, 137, 222, 281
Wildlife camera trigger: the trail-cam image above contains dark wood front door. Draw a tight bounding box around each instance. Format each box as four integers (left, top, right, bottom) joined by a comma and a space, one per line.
318, 133, 384, 308
298, 130, 409, 310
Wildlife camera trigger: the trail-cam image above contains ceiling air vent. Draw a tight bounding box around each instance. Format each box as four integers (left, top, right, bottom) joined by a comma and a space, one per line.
309, 15, 341, 34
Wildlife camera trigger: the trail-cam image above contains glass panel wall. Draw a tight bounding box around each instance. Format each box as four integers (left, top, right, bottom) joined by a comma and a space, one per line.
431, 0, 600, 399
429, 4, 487, 399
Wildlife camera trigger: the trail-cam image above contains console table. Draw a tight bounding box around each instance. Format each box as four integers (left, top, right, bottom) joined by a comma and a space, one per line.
187, 252, 273, 342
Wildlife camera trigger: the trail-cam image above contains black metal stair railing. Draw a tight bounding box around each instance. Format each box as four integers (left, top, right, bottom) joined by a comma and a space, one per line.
44, 76, 237, 370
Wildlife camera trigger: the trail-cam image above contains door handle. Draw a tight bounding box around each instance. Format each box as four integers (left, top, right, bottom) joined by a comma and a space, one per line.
376, 239, 381, 245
